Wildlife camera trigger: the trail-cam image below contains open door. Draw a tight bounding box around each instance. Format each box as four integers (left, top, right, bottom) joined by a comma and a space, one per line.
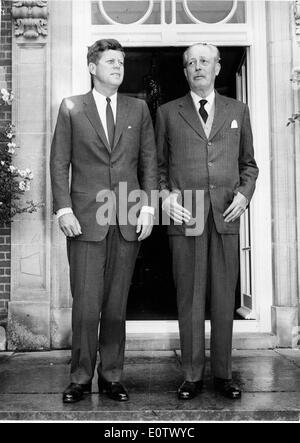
236, 52, 256, 320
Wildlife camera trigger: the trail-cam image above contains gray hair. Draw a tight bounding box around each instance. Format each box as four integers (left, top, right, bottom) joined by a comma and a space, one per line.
183, 43, 221, 67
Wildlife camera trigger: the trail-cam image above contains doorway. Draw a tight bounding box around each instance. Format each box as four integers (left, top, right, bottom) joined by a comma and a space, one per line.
48, 0, 272, 349
120, 46, 247, 321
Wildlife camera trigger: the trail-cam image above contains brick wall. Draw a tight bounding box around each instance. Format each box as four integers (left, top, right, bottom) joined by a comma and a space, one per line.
0, 0, 12, 327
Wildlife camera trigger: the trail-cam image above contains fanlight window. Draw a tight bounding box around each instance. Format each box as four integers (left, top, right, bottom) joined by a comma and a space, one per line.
91, 1, 246, 26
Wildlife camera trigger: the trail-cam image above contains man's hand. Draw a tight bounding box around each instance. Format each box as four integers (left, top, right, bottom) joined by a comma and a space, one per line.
162, 192, 191, 224
223, 192, 248, 223
58, 213, 82, 237
136, 211, 154, 241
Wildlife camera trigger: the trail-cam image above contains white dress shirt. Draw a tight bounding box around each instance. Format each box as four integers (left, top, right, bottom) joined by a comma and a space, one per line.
57, 89, 154, 219
92, 88, 117, 144
162, 91, 216, 208
190, 89, 215, 117
189, 89, 248, 205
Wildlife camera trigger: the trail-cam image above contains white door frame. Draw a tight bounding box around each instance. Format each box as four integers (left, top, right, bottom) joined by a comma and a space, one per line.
70, 1, 273, 335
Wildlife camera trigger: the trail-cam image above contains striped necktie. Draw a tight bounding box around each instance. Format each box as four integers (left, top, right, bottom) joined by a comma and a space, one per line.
199, 99, 208, 123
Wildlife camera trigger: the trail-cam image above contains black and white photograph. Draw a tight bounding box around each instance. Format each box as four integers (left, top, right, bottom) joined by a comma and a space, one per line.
0, 0, 300, 426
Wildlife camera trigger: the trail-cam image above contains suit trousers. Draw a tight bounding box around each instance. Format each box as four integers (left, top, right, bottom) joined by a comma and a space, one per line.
67, 225, 140, 384
169, 207, 239, 381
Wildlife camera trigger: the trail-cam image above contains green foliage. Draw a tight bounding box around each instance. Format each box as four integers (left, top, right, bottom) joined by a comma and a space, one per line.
0, 89, 42, 224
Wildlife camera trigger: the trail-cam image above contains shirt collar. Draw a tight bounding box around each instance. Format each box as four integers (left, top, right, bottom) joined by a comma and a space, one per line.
190, 89, 215, 108
92, 88, 117, 106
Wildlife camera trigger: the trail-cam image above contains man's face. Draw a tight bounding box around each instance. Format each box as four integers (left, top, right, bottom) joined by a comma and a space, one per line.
184, 45, 220, 95
89, 49, 124, 89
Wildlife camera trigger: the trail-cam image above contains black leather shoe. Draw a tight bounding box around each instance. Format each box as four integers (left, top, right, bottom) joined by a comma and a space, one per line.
62, 382, 92, 403
98, 379, 129, 402
177, 380, 203, 400
214, 378, 242, 399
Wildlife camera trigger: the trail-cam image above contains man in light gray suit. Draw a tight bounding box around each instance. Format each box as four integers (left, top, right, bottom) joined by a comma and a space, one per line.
156, 43, 258, 400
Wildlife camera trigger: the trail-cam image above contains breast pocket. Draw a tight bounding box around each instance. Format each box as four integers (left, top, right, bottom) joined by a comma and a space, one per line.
126, 125, 140, 133
225, 128, 241, 145
228, 127, 240, 135
124, 126, 140, 145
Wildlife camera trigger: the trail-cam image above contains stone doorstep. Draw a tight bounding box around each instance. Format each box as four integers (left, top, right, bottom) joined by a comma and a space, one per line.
0, 391, 299, 422
125, 332, 279, 351
0, 332, 279, 352
0, 349, 299, 421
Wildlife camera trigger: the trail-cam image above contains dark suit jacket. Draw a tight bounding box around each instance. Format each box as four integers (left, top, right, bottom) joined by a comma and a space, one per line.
156, 91, 259, 235
50, 91, 158, 242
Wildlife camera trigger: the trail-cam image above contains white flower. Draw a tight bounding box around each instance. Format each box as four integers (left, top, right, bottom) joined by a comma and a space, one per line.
7, 143, 15, 154
1, 161, 5, 166
18, 169, 27, 178
19, 181, 26, 191
1, 88, 14, 105
6, 133, 13, 139
25, 168, 34, 180
1, 88, 9, 101
0, 202, 3, 206
9, 165, 17, 173
25, 181, 31, 191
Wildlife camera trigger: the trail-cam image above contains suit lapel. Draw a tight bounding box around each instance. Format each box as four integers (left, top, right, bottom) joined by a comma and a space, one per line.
178, 94, 207, 141
209, 91, 230, 140
113, 93, 129, 150
83, 91, 111, 153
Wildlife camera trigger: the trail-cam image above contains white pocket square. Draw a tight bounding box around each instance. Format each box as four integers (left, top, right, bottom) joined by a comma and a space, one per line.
231, 120, 238, 129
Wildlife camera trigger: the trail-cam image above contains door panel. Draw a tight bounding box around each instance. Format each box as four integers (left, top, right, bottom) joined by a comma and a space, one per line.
235, 53, 256, 319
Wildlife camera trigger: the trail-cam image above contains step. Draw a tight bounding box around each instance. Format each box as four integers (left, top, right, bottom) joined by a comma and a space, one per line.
0, 392, 299, 421
125, 332, 278, 351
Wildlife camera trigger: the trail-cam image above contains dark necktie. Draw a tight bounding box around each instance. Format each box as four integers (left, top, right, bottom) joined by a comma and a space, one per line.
199, 99, 208, 123
106, 97, 115, 148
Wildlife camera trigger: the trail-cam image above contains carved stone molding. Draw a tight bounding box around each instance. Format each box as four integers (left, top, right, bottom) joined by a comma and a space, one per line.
12, 1, 48, 39
295, 0, 300, 44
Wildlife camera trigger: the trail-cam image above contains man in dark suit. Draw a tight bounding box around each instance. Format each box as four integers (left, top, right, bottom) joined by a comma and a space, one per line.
50, 39, 157, 403
156, 43, 258, 400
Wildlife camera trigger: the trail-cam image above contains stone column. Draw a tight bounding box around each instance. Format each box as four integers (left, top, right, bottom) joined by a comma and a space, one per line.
49, 0, 73, 349
267, 1, 299, 347
7, 1, 51, 350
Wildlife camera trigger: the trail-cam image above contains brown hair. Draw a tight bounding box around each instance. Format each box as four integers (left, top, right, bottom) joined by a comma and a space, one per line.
87, 39, 125, 65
